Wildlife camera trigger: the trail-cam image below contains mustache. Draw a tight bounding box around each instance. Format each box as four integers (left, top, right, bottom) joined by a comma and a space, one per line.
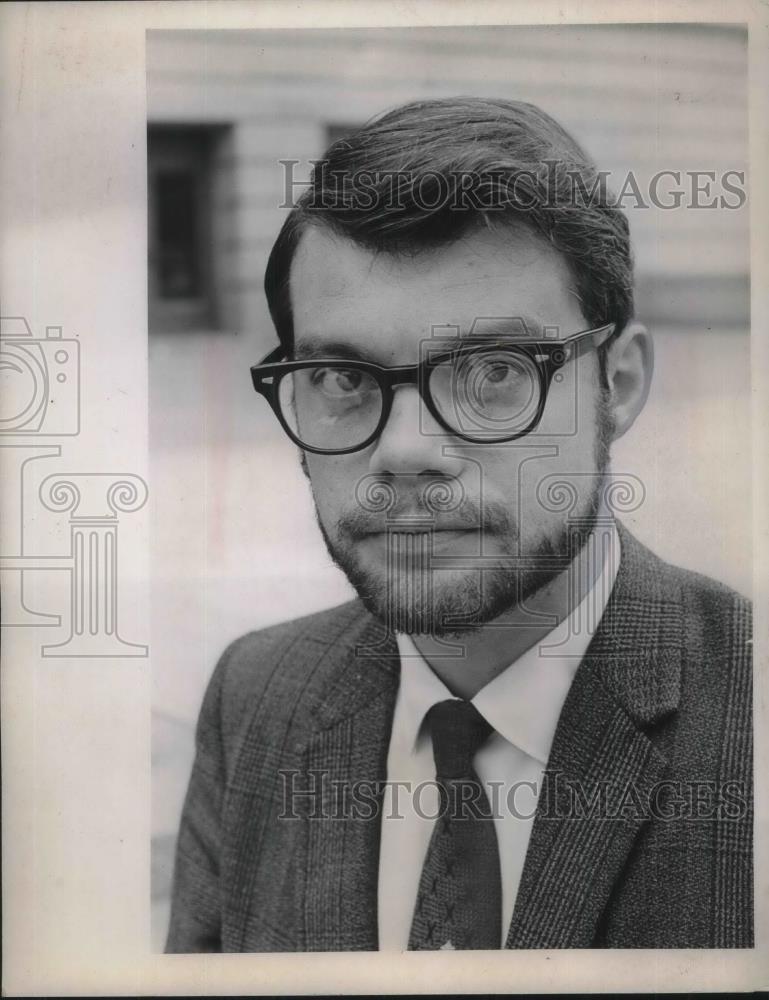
336, 477, 517, 540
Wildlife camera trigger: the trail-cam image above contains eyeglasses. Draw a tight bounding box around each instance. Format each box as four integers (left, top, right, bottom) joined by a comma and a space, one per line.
250, 322, 615, 455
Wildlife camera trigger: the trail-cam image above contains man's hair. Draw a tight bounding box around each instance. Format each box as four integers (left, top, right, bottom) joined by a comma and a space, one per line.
264, 96, 634, 357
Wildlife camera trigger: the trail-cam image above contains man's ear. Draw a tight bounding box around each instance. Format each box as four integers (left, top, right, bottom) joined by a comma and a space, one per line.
604, 321, 654, 440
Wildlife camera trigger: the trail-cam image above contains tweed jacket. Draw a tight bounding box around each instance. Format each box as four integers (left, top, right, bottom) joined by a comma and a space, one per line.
166, 524, 753, 951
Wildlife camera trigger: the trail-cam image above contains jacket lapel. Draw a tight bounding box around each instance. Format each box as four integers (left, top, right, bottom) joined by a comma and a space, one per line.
301, 617, 400, 951
505, 524, 683, 948
225, 603, 399, 953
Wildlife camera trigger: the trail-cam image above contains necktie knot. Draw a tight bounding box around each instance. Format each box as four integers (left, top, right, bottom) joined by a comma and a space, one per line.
426, 698, 493, 780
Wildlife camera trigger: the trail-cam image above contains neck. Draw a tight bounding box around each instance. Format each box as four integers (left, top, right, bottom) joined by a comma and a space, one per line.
409, 520, 613, 699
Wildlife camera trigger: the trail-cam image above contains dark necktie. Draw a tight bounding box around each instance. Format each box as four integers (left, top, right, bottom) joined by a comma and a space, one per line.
407, 698, 502, 950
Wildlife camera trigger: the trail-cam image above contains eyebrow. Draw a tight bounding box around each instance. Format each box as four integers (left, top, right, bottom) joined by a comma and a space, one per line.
293, 318, 549, 361
292, 338, 376, 361
460, 316, 547, 339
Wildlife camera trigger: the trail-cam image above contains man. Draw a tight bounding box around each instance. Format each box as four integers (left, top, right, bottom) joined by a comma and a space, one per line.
166, 98, 752, 951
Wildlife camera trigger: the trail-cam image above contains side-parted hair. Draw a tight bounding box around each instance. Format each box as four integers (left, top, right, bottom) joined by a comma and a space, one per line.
264, 97, 634, 353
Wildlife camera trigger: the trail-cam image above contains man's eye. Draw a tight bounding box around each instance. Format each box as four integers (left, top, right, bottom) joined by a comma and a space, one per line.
312, 367, 364, 396
474, 356, 525, 385
485, 361, 518, 383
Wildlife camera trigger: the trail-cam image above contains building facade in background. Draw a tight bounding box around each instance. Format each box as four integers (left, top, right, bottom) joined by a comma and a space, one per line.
147, 25, 748, 343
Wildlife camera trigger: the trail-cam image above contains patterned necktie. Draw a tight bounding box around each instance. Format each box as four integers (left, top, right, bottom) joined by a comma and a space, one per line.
408, 698, 502, 950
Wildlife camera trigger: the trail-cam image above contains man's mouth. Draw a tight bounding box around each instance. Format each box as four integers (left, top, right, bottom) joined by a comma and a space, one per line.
354, 527, 483, 551
334, 498, 516, 548
359, 526, 476, 535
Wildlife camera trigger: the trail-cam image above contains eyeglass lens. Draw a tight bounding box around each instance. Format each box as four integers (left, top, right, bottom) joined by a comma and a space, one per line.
276, 350, 543, 452
278, 365, 384, 451
428, 348, 541, 438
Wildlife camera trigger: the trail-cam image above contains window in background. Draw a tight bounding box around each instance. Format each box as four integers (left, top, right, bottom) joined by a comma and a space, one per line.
148, 125, 228, 333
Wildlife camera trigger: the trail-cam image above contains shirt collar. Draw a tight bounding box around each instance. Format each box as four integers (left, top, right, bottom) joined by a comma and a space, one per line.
395, 519, 621, 764
393, 631, 455, 750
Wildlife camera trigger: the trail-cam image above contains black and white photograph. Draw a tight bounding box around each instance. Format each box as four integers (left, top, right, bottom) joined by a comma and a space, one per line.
1, 2, 767, 995
150, 23, 753, 953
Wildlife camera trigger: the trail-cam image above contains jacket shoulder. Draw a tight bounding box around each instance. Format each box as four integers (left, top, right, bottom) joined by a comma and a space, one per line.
618, 528, 752, 770
649, 545, 751, 645
201, 599, 370, 761
617, 522, 751, 629
599, 525, 751, 725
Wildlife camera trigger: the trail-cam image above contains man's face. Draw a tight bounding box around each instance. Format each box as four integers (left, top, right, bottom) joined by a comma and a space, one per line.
289, 224, 613, 636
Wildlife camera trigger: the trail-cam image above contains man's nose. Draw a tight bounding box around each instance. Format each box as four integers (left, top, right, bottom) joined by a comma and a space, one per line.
367, 385, 462, 476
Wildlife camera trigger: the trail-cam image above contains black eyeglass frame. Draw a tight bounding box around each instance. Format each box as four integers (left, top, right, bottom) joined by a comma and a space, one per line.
250, 321, 616, 455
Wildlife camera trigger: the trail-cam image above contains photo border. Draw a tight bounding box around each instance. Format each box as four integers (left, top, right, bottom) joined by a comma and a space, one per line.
1, 0, 766, 995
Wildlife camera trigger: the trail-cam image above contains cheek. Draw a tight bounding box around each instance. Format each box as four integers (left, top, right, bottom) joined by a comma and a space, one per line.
305, 455, 365, 521
535, 362, 601, 459
305, 458, 338, 508
505, 378, 603, 531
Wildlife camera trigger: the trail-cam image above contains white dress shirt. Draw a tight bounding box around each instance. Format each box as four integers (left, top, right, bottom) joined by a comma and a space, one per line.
377, 521, 621, 950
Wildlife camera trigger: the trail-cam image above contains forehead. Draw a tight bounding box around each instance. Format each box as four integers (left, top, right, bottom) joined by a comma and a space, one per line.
289, 224, 586, 359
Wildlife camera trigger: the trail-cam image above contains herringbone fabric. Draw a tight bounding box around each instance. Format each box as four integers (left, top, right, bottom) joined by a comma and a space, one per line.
408, 700, 501, 950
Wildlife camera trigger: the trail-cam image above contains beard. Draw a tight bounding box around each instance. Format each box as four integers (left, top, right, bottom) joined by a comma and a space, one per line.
313, 387, 615, 638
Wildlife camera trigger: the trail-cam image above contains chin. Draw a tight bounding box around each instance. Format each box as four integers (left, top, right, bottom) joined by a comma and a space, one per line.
346, 562, 533, 637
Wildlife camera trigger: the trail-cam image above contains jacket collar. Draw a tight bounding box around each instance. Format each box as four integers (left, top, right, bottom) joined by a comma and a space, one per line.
505, 522, 683, 947
583, 521, 683, 725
